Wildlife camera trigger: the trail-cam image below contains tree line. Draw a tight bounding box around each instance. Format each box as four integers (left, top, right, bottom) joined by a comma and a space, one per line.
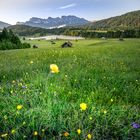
63, 29, 140, 38
0, 28, 31, 50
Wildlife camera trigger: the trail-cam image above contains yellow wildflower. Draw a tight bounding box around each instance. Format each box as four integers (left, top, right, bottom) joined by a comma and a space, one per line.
23, 121, 26, 125
89, 117, 93, 120
80, 103, 87, 111
63, 132, 69, 137
10, 90, 13, 94
42, 129, 45, 132
104, 110, 107, 114
50, 64, 59, 73
11, 129, 16, 134
77, 129, 81, 135
12, 80, 16, 84
17, 105, 23, 110
33, 131, 38, 136
30, 61, 33, 64
1, 133, 8, 137
111, 99, 113, 102
87, 134, 92, 139
4, 115, 7, 120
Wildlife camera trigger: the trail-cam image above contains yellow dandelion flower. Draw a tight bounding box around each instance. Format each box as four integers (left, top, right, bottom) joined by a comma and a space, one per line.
104, 110, 107, 114
50, 64, 59, 73
77, 129, 81, 135
80, 103, 87, 111
63, 132, 69, 137
33, 131, 38, 136
30, 61, 33, 64
11, 129, 16, 134
111, 99, 113, 102
17, 105, 23, 110
87, 134, 92, 139
41, 129, 45, 132
89, 117, 93, 120
1, 133, 8, 137
12, 80, 16, 84
10, 90, 13, 94
23, 121, 26, 125
4, 115, 7, 120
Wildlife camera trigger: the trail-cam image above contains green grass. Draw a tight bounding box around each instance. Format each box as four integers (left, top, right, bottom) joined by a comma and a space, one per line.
0, 39, 140, 140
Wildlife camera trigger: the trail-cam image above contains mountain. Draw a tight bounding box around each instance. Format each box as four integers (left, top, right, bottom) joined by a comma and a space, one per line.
84, 10, 140, 30
0, 21, 11, 29
18, 15, 90, 29
7, 10, 140, 37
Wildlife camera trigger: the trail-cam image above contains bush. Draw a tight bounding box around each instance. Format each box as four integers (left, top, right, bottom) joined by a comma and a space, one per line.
0, 40, 15, 50
22, 43, 31, 48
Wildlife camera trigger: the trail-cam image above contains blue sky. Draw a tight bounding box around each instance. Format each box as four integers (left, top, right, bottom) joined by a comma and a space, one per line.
0, 0, 140, 24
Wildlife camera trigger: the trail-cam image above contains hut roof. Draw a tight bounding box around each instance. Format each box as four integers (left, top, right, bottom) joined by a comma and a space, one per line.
61, 41, 72, 48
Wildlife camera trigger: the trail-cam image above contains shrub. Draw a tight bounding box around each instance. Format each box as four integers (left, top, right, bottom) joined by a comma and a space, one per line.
22, 42, 31, 48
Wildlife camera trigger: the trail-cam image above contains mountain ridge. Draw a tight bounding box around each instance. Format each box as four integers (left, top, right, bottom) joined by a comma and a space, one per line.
17, 15, 90, 29
0, 21, 11, 29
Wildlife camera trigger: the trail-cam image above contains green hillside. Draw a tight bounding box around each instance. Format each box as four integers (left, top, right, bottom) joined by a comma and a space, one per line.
85, 10, 140, 30
7, 25, 66, 36
7, 25, 48, 36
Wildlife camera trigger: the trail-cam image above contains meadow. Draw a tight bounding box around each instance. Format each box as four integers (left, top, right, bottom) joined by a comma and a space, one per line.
0, 39, 140, 140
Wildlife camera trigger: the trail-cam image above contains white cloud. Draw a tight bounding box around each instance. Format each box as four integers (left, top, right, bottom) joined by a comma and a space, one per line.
59, 3, 76, 9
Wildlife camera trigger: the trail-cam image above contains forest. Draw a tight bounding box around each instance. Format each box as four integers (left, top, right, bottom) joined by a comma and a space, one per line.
0, 28, 30, 50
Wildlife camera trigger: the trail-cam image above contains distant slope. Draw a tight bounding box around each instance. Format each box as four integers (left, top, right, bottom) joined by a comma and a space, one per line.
85, 10, 140, 29
7, 25, 66, 36
18, 15, 90, 29
0, 21, 11, 29
7, 25, 48, 36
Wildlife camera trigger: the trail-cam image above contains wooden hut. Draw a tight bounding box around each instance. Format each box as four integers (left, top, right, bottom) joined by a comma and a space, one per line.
50, 40, 56, 44
61, 41, 72, 48
119, 37, 124, 41
33, 45, 38, 48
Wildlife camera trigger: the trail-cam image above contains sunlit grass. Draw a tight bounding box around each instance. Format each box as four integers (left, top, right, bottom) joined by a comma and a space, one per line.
0, 39, 140, 139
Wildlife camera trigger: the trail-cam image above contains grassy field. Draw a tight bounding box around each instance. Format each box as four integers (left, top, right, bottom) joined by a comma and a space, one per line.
0, 39, 140, 140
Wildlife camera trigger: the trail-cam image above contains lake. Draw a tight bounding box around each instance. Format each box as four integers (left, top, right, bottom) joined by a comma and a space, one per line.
28, 35, 85, 40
